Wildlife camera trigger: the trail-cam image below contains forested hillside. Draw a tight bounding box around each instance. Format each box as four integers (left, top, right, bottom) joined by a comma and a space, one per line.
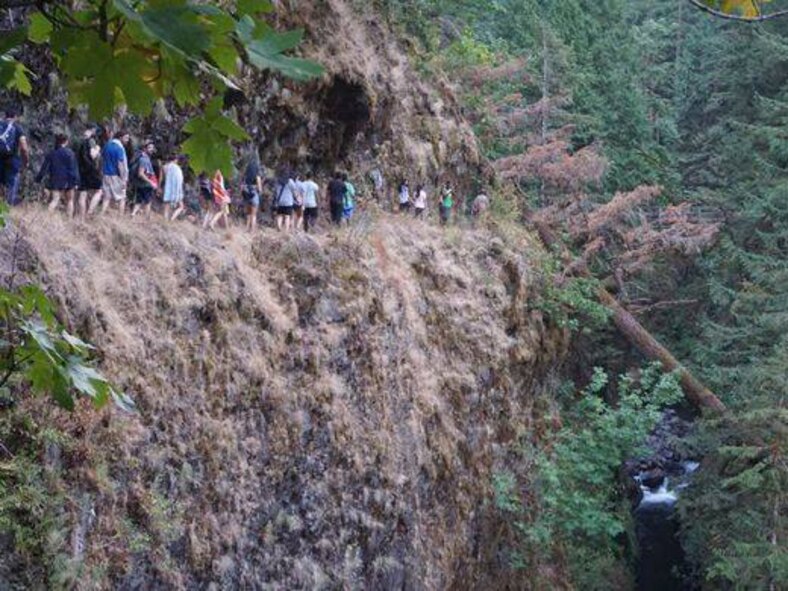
385, 0, 787, 588
0, 1, 786, 590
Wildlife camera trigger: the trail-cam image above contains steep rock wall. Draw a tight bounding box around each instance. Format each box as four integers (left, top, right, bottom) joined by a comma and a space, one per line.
2, 0, 487, 198
0, 212, 566, 589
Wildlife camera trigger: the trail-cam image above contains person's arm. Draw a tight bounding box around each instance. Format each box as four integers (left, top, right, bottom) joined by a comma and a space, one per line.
18, 135, 29, 169
118, 151, 129, 184
256, 175, 263, 194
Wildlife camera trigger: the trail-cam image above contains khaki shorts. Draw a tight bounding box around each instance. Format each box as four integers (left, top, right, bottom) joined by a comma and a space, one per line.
102, 176, 127, 201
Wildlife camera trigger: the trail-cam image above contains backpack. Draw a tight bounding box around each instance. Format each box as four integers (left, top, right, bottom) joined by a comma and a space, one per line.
0, 122, 17, 158
329, 179, 346, 206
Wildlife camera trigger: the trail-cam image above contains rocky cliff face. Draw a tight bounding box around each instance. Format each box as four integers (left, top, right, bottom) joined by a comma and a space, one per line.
6, 0, 487, 199
0, 212, 566, 589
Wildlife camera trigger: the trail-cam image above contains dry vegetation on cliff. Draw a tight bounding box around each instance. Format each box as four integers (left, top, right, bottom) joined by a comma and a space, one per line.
0, 210, 566, 589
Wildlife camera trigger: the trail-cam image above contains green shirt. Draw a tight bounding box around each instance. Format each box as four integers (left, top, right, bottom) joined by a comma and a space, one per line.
344, 182, 356, 208
441, 189, 454, 208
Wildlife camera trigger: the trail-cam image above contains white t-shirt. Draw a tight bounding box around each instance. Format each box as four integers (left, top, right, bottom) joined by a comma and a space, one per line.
162, 162, 184, 204
414, 189, 427, 209
276, 179, 299, 207
399, 185, 410, 204
299, 180, 320, 208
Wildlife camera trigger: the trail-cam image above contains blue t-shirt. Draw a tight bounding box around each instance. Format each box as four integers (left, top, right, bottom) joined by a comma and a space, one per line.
0, 120, 24, 157
102, 139, 127, 176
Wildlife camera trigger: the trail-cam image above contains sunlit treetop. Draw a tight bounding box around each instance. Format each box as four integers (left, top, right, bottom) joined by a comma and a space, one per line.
691, 0, 788, 21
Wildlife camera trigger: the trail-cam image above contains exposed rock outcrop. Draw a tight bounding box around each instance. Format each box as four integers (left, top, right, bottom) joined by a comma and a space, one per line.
0, 211, 566, 589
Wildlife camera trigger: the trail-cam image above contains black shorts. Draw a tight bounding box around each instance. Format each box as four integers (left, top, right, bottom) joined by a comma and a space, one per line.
136, 186, 155, 205
330, 202, 343, 224
293, 204, 304, 214
399, 202, 410, 212
304, 206, 318, 221
79, 173, 102, 191
277, 205, 293, 216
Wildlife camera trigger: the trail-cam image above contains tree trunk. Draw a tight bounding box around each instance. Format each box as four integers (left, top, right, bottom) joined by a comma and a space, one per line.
531, 217, 726, 413
596, 289, 726, 413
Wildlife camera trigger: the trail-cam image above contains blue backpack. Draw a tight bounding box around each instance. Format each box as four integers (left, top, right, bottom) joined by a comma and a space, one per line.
0, 121, 18, 158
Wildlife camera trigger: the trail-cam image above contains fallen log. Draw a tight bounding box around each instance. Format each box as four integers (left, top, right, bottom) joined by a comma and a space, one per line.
531, 217, 726, 413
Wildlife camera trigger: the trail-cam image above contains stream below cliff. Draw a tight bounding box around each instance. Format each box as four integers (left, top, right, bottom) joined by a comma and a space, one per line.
628, 409, 699, 591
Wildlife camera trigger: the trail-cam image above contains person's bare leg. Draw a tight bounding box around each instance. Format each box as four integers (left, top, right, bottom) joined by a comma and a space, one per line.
163, 203, 171, 221
209, 209, 222, 230
48, 191, 62, 212
65, 190, 75, 218
118, 198, 126, 215
78, 192, 88, 218
88, 191, 103, 216
171, 204, 184, 221
249, 206, 258, 231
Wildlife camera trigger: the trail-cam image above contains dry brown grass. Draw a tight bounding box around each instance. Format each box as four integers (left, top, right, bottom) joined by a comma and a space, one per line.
2, 208, 567, 589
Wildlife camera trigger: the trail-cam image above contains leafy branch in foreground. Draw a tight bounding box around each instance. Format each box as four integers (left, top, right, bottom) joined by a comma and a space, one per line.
690, 0, 788, 22
1, 0, 324, 175
0, 205, 131, 412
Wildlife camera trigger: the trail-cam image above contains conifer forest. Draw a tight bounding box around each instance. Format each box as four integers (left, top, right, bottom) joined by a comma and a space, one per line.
0, 0, 786, 589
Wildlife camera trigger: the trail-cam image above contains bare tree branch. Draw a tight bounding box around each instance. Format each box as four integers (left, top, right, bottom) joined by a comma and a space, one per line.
688, 0, 788, 22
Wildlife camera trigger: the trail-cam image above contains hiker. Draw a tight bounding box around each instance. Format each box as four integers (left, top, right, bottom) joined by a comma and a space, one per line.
413, 183, 427, 218
342, 173, 356, 224
439, 182, 454, 226
93, 127, 129, 215
198, 172, 213, 228
119, 132, 135, 173
0, 107, 30, 206
327, 171, 346, 226
273, 168, 298, 232
299, 171, 320, 233
398, 180, 411, 213
161, 154, 185, 222
209, 169, 231, 230
36, 133, 80, 217
292, 173, 305, 231
130, 140, 158, 218
242, 150, 263, 231
471, 192, 490, 224
76, 124, 102, 218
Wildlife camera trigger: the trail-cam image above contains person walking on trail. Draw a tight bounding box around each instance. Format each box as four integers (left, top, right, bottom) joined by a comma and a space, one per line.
328, 171, 346, 226
36, 133, 80, 217
292, 173, 305, 231
342, 173, 356, 224
0, 107, 30, 206
93, 127, 128, 215
161, 154, 185, 222
209, 169, 231, 230
299, 171, 320, 233
131, 140, 158, 218
273, 169, 298, 232
471, 192, 490, 225
398, 180, 411, 213
439, 182, 454, 226
242, 151, 263, 231
413, 183, 427, 218
76, 124, 102, 219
